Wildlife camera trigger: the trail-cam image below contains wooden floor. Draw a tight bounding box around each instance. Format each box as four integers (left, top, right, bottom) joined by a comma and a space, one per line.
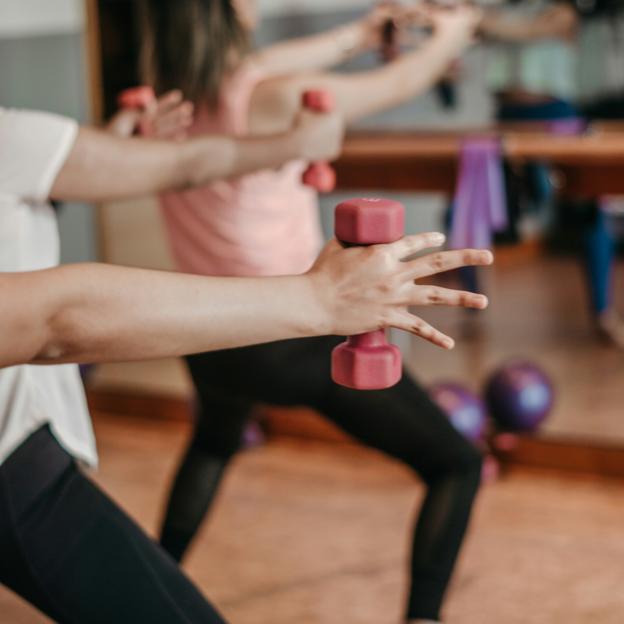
3, 413, 624, 624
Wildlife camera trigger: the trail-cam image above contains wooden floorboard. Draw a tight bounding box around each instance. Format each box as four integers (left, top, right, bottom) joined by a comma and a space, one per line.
2, 412, 624, 624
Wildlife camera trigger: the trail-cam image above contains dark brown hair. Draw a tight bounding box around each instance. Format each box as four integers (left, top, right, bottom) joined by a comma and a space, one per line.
139, 0, 250, 108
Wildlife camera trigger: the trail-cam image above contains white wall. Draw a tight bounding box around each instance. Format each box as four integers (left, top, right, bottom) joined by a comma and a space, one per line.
0, 0, 84, 39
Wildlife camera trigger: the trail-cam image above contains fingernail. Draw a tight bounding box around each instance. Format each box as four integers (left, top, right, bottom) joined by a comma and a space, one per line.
433, 233, 446, 244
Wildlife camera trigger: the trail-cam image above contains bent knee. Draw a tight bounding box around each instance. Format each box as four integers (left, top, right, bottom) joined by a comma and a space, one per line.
411, 443, 483, 486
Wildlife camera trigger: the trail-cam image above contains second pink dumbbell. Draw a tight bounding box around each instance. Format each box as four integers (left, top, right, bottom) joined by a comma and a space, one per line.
301, 90, 337, 193
117, 86, 156, 136
117, 86, 155, 110
331, 198, 405, 391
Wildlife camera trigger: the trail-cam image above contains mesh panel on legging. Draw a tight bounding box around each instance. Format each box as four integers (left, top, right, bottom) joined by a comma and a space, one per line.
159, 336, 482, 621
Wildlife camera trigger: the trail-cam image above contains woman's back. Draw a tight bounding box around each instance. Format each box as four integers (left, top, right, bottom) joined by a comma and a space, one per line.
160, 65, 323, 278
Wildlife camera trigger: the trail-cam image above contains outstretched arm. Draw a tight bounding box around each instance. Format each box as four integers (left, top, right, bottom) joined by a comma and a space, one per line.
0, 235, 493, 368
250, 5, 481, 128
249, 3, 400, 78
479, 2, 578, 43
51, 107, 343, 202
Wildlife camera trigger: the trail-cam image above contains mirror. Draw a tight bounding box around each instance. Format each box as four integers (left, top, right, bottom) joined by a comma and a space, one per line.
88, 0, 624, 453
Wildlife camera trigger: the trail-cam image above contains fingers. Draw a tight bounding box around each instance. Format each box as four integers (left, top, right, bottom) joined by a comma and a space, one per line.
385, 232, 447, 260
406, 248, 493, 280
155, 90, 184, 114
153, 103, 194, 139
146, 91, 194, 140
392, 311, 455, 350
106, 109, 142, 138
413, 285, 489, 309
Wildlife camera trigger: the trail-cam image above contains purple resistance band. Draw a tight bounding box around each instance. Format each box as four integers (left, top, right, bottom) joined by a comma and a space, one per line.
450, 137, 508, 250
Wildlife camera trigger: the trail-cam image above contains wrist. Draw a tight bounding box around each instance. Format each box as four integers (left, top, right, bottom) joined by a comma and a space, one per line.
284, 127, 306, 162
432, 25, 472, 54
297, 272, 335, 337
341, 20, 369, 56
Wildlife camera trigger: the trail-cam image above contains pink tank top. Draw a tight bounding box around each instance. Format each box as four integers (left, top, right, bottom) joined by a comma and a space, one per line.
160, 65, 323, 277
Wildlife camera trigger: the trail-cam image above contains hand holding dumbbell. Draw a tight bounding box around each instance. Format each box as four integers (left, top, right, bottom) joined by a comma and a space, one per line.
116, 86, 156, 137
331, 198, 405, 390
301, 90, 337, 193
114, 87, 194, 140
330, 198, 493, 390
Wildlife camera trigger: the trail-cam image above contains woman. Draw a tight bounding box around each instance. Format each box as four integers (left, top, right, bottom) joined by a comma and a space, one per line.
140, 2, 486, 622
0, 104, 490, 624
0, 102, 334, 624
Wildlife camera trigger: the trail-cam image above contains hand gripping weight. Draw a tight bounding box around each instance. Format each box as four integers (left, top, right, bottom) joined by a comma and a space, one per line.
301, 90, 337, 193
331, 198, 405, 390
117, 86, 155, 110
117, 86, 156, 136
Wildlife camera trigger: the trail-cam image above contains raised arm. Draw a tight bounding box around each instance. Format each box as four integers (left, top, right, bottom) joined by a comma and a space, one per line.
250, 5, 481, 127
0, 235, 493, 369
479, 2, 578, 43
249, 3, 400, 79
51, 107, 343, 202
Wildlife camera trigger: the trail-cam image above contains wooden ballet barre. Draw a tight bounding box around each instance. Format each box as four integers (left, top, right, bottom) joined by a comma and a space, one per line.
335, 127, 624, 196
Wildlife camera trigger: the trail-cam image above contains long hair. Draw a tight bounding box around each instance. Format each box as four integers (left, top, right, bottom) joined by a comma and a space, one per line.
139, 0, 250, 109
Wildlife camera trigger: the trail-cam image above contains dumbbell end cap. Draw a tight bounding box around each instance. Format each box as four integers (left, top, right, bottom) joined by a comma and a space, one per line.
335, 198, 404, 245
302, 90, 335, 112
331, 341, 402, 390
118, 86, 155, 109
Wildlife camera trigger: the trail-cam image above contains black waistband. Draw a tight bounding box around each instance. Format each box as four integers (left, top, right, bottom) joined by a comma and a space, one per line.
0, 425, 73, 517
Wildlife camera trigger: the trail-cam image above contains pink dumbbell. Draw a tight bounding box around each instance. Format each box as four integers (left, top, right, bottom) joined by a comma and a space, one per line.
117, 86, 156, 136
301, 90, 337, 193
117, 86, 155, 110
331, 198, 405, 390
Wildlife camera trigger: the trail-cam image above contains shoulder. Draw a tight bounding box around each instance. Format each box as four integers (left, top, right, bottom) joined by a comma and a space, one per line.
248, 72, 304, 135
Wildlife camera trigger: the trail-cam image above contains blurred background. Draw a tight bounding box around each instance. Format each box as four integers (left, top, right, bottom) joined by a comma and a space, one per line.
2, 1, 624, 622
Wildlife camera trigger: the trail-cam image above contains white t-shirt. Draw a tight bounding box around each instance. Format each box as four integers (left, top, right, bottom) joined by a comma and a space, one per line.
0, 108, 97, 467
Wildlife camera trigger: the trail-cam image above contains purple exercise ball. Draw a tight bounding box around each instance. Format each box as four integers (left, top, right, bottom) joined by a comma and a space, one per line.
430, 382, 488, 443
485, 360, 554, 433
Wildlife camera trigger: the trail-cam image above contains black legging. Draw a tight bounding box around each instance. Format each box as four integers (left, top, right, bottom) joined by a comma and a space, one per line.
160, 336, 482, 621
0, 426, 226, 624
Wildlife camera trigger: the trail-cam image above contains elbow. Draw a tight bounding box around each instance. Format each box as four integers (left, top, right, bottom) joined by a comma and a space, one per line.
34, 319, 73, 364
34, 308, 88, 365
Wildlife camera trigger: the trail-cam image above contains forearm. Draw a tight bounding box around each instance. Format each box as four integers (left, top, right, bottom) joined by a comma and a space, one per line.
182, 131, 301, 188
0, 235, 495, 369
252, 19, 370, 77
4, 264, 328, 368
50, 127, 302, 203
479, 5, 578, 42
321, 29, 471, 123
479, 12, 545, 41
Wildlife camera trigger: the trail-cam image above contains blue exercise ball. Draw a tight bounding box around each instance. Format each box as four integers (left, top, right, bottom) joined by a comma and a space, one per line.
430, 382, 488, 443
485, 360, 554, 432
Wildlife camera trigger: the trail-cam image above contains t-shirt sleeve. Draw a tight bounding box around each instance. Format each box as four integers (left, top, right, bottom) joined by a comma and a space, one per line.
0, 108, 78, 202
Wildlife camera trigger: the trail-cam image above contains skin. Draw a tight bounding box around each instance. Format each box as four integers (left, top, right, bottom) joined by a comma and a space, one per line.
107, 90, 195, 140
0, 237, 493, 368
51, 108, 343, 202
479, 2, 579, 43
228, 1, 483, 131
